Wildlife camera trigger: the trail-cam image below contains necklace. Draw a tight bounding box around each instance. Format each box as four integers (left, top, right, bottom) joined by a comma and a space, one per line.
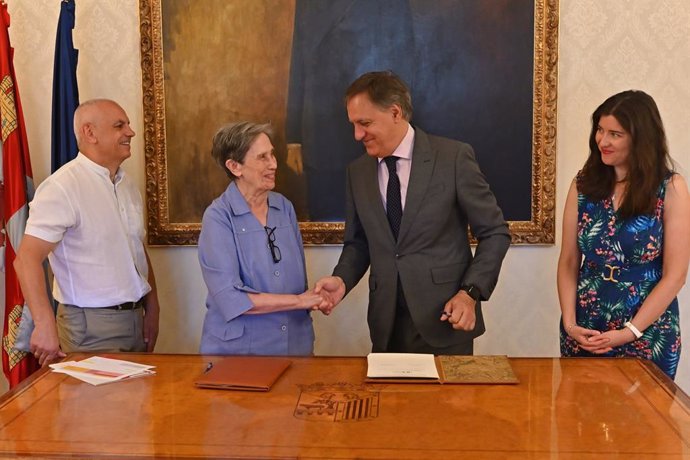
612, 189, 624, 208
612, 180, 627, 204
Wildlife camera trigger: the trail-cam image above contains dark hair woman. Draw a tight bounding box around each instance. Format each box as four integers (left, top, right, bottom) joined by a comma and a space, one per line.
557, 91, 690, 379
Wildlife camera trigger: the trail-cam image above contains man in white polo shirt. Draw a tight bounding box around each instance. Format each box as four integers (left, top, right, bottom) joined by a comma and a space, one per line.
14, 98, 160, 366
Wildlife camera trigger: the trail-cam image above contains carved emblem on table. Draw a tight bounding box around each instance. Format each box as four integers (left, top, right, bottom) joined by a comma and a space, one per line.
294, 382, 379, 422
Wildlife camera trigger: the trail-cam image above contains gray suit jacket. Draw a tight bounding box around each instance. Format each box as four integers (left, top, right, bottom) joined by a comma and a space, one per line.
333, 128, 510, 351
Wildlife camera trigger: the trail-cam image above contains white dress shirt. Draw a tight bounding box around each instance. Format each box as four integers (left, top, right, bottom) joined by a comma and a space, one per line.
378, 124, 415, 210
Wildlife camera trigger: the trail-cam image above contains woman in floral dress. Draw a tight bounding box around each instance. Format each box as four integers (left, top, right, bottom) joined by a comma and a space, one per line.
558, 90, 690, 379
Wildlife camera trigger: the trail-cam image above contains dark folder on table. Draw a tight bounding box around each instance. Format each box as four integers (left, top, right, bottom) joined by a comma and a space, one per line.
195, 356, 291, 392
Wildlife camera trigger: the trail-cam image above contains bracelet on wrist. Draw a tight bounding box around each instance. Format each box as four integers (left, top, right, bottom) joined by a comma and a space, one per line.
566, 324, 576, 334
624, 321, 643, 339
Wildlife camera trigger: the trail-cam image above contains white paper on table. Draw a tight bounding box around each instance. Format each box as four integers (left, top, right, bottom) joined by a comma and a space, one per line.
366, 353, 440, 379
50, 356, 156, 385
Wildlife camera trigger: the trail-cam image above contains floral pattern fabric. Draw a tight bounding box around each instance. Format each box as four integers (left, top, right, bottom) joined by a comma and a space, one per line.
560, 176, 681, 379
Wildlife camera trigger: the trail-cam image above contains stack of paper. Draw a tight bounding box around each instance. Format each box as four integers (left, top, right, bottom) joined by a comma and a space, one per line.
50, 356, 156, 386
367, 353, 440, 379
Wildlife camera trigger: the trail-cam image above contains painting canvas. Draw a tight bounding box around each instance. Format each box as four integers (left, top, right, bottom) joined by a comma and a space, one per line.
139, 0, 558, 245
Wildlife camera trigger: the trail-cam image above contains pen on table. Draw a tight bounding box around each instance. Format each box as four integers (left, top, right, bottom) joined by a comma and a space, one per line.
204, 362, 214, 373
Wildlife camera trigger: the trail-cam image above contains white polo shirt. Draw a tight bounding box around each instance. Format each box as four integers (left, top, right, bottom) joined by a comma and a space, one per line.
25, 153, 151, 307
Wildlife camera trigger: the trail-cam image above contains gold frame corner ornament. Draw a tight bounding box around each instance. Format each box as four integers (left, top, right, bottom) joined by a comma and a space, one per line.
139, 0, 558, 246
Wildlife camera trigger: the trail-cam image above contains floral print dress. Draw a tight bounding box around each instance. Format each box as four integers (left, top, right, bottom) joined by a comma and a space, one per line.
560, 175, 681, 379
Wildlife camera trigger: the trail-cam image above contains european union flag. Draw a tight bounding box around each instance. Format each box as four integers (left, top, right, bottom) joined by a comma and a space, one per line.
51, 0, 79, 173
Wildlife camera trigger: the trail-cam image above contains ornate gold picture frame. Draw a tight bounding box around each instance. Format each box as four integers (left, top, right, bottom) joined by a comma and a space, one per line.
139, 0, 558, 245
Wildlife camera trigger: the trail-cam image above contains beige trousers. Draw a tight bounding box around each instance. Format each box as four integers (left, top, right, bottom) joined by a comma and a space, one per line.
56, 303, 146, 353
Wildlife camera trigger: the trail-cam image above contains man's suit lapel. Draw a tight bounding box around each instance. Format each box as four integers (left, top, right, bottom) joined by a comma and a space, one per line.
398, 128, 435, 243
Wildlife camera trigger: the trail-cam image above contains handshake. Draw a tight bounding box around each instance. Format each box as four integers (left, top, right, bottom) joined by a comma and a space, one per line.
298, 276, 346, 316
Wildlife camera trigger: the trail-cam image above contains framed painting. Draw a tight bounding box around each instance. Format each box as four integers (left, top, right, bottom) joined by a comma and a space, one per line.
139, 0, 558, 245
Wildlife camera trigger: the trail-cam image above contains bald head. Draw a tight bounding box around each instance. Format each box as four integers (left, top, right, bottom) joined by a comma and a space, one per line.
73, 98, 135, 174
73, 99, 122, 148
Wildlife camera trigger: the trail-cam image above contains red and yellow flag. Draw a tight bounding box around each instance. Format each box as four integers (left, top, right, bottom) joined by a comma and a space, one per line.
0, 2, 39, 388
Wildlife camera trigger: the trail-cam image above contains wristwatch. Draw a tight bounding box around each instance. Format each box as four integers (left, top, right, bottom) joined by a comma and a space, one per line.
460, 284, 481, 301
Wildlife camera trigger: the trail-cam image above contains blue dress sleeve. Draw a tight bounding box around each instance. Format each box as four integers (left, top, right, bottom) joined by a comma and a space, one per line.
198, 203, 255, 322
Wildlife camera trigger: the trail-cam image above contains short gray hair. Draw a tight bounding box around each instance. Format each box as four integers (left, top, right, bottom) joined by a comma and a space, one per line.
211, 121, 273, 179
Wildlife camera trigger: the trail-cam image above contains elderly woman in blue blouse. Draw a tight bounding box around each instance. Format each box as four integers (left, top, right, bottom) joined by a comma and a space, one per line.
198, 122, 323, 355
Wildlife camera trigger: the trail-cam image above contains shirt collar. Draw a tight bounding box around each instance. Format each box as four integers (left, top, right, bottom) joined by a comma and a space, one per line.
76, 152, 124, 182
225, 181, 284, 216
378, 124, 415, 163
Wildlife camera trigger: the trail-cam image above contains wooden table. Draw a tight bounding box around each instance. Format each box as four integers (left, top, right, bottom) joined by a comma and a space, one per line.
1, 354, 690, 459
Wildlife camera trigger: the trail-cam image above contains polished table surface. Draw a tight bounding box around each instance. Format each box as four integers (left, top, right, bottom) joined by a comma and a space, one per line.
1, 354, 690, 459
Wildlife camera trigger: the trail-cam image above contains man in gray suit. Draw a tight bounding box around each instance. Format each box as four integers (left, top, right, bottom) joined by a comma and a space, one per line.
315, 71, 510, 354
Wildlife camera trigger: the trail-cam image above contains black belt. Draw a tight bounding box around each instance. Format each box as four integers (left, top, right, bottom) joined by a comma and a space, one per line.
63, 298, 146, 311
101, 298, 145, 310
581, 260, 662, 283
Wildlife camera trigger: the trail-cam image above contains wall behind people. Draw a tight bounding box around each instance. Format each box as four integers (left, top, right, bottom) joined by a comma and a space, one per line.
2, 0, 688, 393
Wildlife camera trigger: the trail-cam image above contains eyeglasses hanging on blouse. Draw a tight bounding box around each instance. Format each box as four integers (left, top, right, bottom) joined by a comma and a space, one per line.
264, 226, 282, 263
